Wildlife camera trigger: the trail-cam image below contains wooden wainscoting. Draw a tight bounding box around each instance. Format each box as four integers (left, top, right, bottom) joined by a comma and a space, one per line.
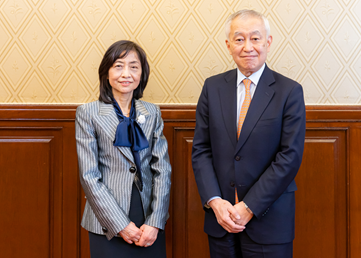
0, 105, 360, 258
0, 105, 79, 258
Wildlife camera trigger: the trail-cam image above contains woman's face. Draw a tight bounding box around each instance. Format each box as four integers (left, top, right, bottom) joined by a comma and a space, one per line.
108, 50, 142, 99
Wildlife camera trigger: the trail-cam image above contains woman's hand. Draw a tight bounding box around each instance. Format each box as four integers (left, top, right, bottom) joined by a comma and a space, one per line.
135, 224, 159, 247
119, 222, 142, 244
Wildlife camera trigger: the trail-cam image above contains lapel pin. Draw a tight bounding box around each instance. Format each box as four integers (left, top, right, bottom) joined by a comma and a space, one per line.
137, 115, 146, 124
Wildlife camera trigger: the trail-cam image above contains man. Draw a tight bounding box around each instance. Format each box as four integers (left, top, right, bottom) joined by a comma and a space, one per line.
192, 9, 306, 258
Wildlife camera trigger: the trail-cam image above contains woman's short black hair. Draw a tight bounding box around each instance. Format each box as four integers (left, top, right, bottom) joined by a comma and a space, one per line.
98, 40, 150, 103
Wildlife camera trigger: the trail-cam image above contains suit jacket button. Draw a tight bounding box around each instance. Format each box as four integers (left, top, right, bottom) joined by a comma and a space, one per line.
230, 181, 235, 187
129, 166, 137, 173
102, 227, 108, 233
235, 156, 241, 161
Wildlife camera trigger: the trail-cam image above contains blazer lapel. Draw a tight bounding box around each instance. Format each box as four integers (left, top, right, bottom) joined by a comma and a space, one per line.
219, 69, 238, 148
236, 65, 275, 153
134, 100, 151, 159
98, 101, 135, 163
134, 100, 150, 129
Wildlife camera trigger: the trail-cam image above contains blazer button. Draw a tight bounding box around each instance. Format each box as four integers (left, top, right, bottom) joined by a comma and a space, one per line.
230, 181, 235, 187
129, 166, 137, 173
235, 156, 241, 161
102, 227, 108, 233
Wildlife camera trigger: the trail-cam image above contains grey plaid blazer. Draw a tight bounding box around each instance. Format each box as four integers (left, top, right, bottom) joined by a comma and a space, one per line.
75, 100, 171, 240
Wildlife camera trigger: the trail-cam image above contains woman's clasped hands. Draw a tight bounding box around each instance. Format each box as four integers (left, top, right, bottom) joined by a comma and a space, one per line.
119, 222, 159, 247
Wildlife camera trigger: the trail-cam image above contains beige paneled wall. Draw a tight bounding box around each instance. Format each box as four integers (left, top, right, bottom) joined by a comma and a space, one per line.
0, 0, 361, 104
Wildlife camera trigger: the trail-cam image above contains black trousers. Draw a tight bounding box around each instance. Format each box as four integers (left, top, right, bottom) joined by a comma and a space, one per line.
88, 183, 166, 258
208, 231, 293, 258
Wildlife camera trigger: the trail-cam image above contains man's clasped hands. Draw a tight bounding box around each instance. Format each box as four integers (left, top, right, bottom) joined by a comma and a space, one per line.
209, 198, 254, 233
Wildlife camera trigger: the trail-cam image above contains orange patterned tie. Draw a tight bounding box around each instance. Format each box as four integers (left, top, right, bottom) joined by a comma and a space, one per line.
237, 79, 252, 140
235, 78, 252, 204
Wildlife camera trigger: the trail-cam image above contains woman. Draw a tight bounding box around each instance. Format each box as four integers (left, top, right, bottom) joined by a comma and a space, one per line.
75, 40, 171, 257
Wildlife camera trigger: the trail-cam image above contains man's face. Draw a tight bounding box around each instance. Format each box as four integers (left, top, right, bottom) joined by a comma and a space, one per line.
226, 16, 272, 77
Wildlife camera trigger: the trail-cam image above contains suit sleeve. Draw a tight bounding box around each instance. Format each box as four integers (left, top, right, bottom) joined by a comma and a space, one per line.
243, 84, 306, 218
144, 106, 172, 229
192, 80, 223, 207
76, 105, 130, 240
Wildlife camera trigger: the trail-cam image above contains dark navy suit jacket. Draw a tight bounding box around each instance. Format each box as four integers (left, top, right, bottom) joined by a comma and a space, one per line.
192, 65, 306, 244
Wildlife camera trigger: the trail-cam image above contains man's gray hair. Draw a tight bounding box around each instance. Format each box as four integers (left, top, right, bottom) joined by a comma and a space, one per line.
225, 9, 271, 40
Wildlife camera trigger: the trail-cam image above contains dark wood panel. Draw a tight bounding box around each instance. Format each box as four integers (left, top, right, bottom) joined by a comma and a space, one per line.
185, 137, 210, 258
349, 126, 361, 258
0, 105, 360, 258
169, 128, 210, 258
0, 128, 64, 258
0, 122, 78, 258
0, 138, 52, 257
171, 128, 193, 258
294, 129, 347, 258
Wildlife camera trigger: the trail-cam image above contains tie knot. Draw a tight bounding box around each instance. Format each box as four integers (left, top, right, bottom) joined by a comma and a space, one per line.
243, 79, 251, 90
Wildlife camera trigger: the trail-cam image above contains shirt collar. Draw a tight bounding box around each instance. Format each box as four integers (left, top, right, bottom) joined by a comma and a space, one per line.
236, 63, 266, 87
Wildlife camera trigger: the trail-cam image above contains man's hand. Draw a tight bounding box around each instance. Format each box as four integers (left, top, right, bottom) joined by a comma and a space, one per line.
209, 198, 246, 233
135, 224, 159, 247
231, 201, 253, 226
119, 222, 142, 244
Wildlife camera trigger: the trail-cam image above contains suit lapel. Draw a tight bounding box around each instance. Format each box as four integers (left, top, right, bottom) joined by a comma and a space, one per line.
97, 101, 134, 163
134, 99, 150, 131
219, 69, 238, 148
236, 65, 275, 153
134, 100, 151, 159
